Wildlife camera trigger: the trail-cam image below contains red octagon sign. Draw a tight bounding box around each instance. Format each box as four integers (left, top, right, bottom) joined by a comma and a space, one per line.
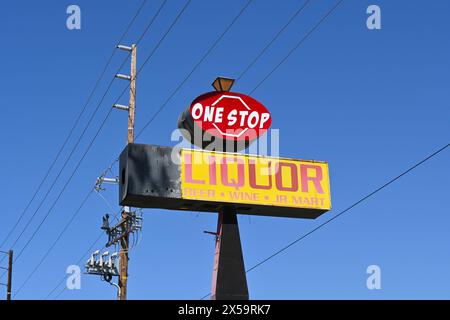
179, 91, 271, 150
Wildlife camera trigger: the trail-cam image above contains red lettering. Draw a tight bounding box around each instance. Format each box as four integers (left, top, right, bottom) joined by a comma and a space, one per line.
208, 155, 217, 185
275, 162, 298, 192
300, 164, 324, 194
184, 153, 205, 184
221, 157, 245, 188
248, 160, 272, 190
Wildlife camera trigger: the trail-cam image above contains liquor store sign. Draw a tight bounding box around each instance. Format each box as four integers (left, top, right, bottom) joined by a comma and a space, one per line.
178, 91, 271, 151
119, 144, 331, 219
181, 149, 331, 211
119, 82, 331, 219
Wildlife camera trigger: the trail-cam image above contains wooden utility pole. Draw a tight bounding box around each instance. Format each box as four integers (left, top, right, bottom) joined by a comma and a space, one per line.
127, 44, 136, 145
118, 209, 129, 300
6, 250, 13, 300
118, 44, 136, 300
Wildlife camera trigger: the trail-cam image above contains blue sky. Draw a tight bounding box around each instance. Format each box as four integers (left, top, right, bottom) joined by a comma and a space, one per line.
0, 0, 449, 300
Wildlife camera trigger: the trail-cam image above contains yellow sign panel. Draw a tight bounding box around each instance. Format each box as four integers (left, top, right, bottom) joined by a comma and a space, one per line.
181, 149, 331, 211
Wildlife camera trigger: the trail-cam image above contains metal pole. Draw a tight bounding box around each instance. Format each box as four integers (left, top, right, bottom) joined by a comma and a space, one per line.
209, 78, 247, 300
118, 43, 136, 300
211, 206, 248, 300
7, 250, 13, 300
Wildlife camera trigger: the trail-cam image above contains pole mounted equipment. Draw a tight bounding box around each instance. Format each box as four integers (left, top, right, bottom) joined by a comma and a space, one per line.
113, 104, 130, 111
117, 45, 133, 52
95, 175, 119, 191
115, 74, 132, 81
85, 249, 120, 296
102, 210, 142, 248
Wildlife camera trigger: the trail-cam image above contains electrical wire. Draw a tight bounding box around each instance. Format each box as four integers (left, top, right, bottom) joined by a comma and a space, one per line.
20, 0, 344, 298
135, 0, 253, 139
95, 190, 120, 222
50, 205, 124, 300
0, 0, 148, 253
3, 0, 170, 264
44, 231, 105, 300
8, 0, 190, 293
11, 105, 116, 265
99, 0, 253, 185
200, 144, 450, 299
249, 0, 344, 94
13, 189, 94, 297
244, 144, 449, 274
236, 0, 310, 81
1, 0, 169, 260
99, 0, 255, 181
4, 62, 126, 260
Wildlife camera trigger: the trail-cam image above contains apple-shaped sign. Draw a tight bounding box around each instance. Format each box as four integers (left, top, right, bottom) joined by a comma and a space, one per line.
178, 91, 271, 151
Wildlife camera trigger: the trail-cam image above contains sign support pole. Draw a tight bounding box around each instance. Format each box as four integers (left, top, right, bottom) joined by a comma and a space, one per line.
211, 206, 249, 300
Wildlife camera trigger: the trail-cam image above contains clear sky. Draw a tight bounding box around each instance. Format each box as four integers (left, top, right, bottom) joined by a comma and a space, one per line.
0, 0, 449, 300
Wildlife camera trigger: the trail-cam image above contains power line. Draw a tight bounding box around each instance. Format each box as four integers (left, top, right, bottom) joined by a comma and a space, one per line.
5, 0, 189, 289
133, 0, 193, 83
245, 144, 449, 273
45, 231, 105, 300
2, 0, 169, 260
13, 189, 94, 297
42, 0, 251, 299
250, 0, 344, 94
135, 0, 338, 140
100, 0, 253, 180
4, 63, 126, 260
200, 144, 450, 299
95, 189, 120, 222
236, 0, 310, 81
0, 1, 155, 264
11, 105, 115, 265
103, 0, 343, 301
0, 0, 148, 252
14, 0, 187, 261
1, 0, 168, 266
200, 292, 211, 300
136, 0, 168, 44
99, 1, 339, 296
135, 0, 254, 139
13, 0, 342, 298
